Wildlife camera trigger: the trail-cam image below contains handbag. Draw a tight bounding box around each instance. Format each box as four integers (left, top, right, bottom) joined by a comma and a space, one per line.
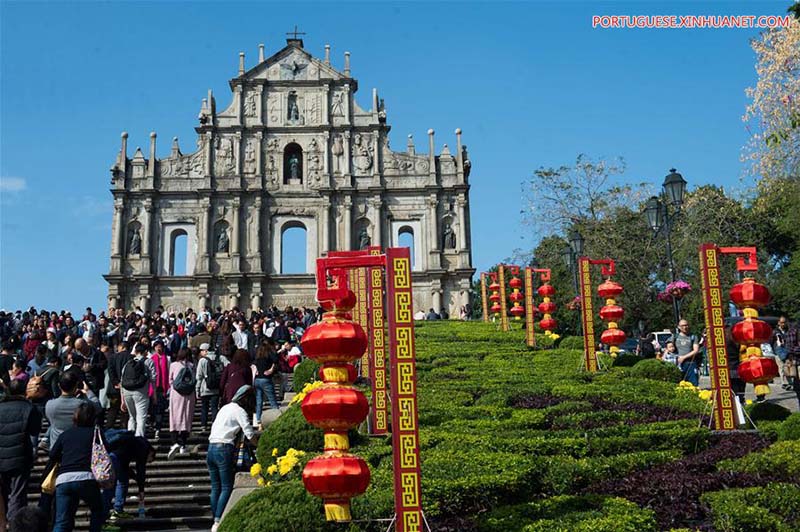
41, 463, 58, 495
91, 426, 116, 489
235, 439, 255, 472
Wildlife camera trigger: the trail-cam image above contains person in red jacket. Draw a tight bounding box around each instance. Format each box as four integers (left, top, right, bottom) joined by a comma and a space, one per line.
219, 349, 252, 405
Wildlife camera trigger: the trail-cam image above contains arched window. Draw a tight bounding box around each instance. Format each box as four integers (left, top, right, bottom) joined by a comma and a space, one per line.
281, 222, 307, 274
170, 229, 188, 276
398, 226, 415, 266
284, 143, 303, 184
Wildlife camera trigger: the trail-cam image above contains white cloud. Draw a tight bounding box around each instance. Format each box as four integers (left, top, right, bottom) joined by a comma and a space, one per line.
0, 177, 27, 192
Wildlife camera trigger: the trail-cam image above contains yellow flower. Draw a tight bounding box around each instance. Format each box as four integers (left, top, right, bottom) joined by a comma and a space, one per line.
550, 334, 560, 340
746, 399, 753, 405
698, 390, 712, 402
290, 380, 325, 405
266, 481, 272, 487
271, 448, 279, 457
267, 464, 278, 476
257, 477, 265, 487
249, 463, 262, 477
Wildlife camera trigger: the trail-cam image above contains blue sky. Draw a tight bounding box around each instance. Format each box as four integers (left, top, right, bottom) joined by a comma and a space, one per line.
0, 1, 791, 312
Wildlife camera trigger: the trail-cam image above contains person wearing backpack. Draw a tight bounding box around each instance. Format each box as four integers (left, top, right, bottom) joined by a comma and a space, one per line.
195, 343, 229, 432
121, 344, 153, 438
167, 349, 196, 459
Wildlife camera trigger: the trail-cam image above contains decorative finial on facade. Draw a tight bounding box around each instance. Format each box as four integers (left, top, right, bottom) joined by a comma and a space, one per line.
258, 44, 265, 63
372, 88, 378, 112
198, 98, 209, 124
441, 143, 450, 155
171, 136, 181, 156
148, 133, 157, 176
407, 134, 415, 155
455, 128, 462, 135
324, 44, 330, 64
455, 128, 464, 176
238, 52, 245, 75
344, 52, 351, 76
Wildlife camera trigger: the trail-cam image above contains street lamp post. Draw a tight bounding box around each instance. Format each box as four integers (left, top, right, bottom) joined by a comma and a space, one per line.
644, 168, 687, 331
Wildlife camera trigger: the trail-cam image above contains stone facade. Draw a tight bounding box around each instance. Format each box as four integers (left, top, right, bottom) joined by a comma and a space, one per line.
104, 38, 474, 314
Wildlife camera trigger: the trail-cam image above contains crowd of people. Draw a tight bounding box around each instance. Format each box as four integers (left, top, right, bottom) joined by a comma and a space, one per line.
0, 304, 315, 532
636, 316, 800, 407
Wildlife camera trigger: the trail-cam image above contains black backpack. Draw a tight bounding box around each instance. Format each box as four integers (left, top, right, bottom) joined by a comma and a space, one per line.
172, 364, 196, 396
121, 358, 148, 391
205, 357, 222, 391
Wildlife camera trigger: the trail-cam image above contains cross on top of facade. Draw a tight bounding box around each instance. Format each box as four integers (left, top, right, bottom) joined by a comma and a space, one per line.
286, 25, 306, 40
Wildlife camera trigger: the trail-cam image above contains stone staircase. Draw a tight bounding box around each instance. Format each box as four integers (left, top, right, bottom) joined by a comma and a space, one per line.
29, 401, 221, 531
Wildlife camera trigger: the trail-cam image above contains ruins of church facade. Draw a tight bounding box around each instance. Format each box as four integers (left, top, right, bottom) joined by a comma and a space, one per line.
104, 37, 474, 314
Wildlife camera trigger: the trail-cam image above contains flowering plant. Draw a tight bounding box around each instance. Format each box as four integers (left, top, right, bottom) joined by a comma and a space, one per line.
676, 380, 712, 403
566, 296, 581, 311
250, 447, 307, 487
290, 380, 325, 405
659, 280, 692, 302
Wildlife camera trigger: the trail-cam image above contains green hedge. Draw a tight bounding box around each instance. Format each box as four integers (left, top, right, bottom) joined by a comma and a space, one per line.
627, 358, 683, 383
700, 483, 800, 532
478, 495, 658, 532
747, 401, 793, 422
612, 353, 641, 367
292, 359, 320, 392
717, 440, 800, 478
778, 412, 800, 441
559, 336, 584, 350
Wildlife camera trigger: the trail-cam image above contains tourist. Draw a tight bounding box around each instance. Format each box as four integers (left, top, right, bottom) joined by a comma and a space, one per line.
207, 385, 258, 532
43, 328, 61, 360
252, 342, 279, 426
671, 320, 701, 386
104, 430, 155, 522
220, 349, 253, 405
168, 348, 196, 459
772, 315, 791, 389
195, 343, 228, 431
148, 339, 170, 439
27, 344, 49, 377
786, 317, 800, 409
414, 309, 426, 321
121, 344, 153, 438
0, 379, 43, 523
105, 341, 131, 429
188, 322, 211, 350
232, 320, 249, 350
426, 308, 440, 321
50, 403, 107, 532
661, 341, 679, 365
46, 372, 100, 450
9, 359, 29, 386
0, 340, 16, 386
639, 333, 657, 359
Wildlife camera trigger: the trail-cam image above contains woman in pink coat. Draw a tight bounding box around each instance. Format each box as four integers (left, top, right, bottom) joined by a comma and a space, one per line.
148, 340, 171, 439
168, 348, 196, 459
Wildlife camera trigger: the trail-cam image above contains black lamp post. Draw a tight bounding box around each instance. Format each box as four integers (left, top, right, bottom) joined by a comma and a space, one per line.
644, 168, 687, 330
562, 230, 584, 294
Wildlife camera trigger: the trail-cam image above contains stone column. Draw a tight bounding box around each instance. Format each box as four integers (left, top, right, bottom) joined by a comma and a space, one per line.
432, 289, 442, 313
231, 198, 241, 269
343, 132, 352, 176
344, 84, 351, 124
148, 133, 157, 177
251, 283, 262, 313
320, 198, 331, 254
229, 284, 240, 309
323, 85, 330, 126
235, 84, 243, 126
427, 196, 440, 270
343, 197, 353, 250
199, 292, 209, 311
198, 198, 211, 272
139, 293, 150, 313
234, 132, 242, 177
249, 196, 262, 269
457, 197, 467, 268
204, 132, 213, 177
370, 197, 382, 247
256, 86, 263, 126
141, 200, 153, 274
455, 128, 464, 182
427, 129, 437, 185
255, 132, 263, 178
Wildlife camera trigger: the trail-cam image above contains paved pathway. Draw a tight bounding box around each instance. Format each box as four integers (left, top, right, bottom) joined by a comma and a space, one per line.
699, 375, 800, 413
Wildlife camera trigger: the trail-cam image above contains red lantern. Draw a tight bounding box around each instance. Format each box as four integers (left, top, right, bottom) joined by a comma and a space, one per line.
538, 301, 556, 314
598, 279, 625, 353
729, 277, 778, 396
539, 317, 557, 331
537, 284, 555, 298
299, 290, 370, 521
488, 276, 502, 319
535, 282, 557, 332
508, 269, 525, 321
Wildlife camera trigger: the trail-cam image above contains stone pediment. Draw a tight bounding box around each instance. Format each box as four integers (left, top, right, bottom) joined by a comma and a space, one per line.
241, 44, 346, 82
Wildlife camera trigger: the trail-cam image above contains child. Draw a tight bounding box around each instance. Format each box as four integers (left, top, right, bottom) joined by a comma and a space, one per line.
662, 341, 679, 365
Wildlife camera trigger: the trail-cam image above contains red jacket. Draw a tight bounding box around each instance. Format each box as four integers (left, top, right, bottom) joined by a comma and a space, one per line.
219, 363, 252, 404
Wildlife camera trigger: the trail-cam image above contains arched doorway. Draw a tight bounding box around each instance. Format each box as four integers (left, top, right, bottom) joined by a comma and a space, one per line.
170, 230, 188, 275
280, 221, 307, 273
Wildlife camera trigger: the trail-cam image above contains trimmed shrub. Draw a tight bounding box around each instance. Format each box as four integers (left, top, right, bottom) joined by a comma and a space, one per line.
292, 359, 320, 393
478, 495, 657, 532
612, 353, 641, 367
559, 336, 584, 350
627, 359, 683, 383
777, 412, 800, 441
747, 401, 792, 422
256, 405, 323, 466
717, 440, 800, 479
700, 483, 800, 532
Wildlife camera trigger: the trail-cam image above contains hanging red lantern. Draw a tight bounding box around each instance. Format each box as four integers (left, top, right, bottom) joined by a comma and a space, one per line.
489, 277, 502, 318
729, 278, 777, 396
300, 290, 370, 522
536, 282, 557, 331
508, 269, 525, 320
598, 279, 625, 352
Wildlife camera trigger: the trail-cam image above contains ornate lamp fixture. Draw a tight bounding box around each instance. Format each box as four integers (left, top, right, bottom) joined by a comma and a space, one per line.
730, 278, 778, 396
300, 290, 371, 522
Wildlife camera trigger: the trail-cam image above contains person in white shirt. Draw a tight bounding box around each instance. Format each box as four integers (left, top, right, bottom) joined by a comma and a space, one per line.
231, 320, 248, 350
207, 385, 258, 532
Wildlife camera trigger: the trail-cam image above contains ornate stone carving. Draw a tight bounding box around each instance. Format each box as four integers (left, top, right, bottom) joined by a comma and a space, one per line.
267, 93, 281, 125
244, 91, 257, 118
244, 138, 257, 174
128, 226, 141, 255
215, 223, 230, 253
352, 133, 373, 173
281, 59, 307, 80
306, 93, 321, 125
215, 137, 236, 176
358, 226, 371, 250
331, 91, 345, 117
442, 223, 456, 249
331, 135, 344, 174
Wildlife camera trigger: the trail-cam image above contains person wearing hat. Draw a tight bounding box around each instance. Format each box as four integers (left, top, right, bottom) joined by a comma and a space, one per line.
207, 384, 257, 532
195, 343, 229, 432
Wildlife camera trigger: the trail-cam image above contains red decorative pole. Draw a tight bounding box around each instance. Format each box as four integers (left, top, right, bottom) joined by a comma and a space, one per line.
598, 279, 625, 355
300, 287, 370, 522
498, 264, 510, 332
524, 268, 536, 348
577, 257, 620, 372
480, 272, 489, 322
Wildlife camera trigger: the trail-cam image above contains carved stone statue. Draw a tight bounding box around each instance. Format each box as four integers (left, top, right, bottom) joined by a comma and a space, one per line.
244, 92, 257, 117
443, 223, 456, 249
352, 134, 373, 172
244, 140, 257, 174
358, 227, 371, 250
289, 153, 300, 180
128, 227, 141, 255
332, 136, 344, 174
331, 92, 344, 117
287, 93, 300, 122
216, 226, 229, 253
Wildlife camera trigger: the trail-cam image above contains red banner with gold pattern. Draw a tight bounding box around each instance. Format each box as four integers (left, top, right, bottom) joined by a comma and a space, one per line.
578, 257, 598, 372
480, 272, 489, 323
698, 244, 737, 430
368, 247, 388, 435
524, 267, 536, 347
498, 264, 509, 332
385, 247, 423, 532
